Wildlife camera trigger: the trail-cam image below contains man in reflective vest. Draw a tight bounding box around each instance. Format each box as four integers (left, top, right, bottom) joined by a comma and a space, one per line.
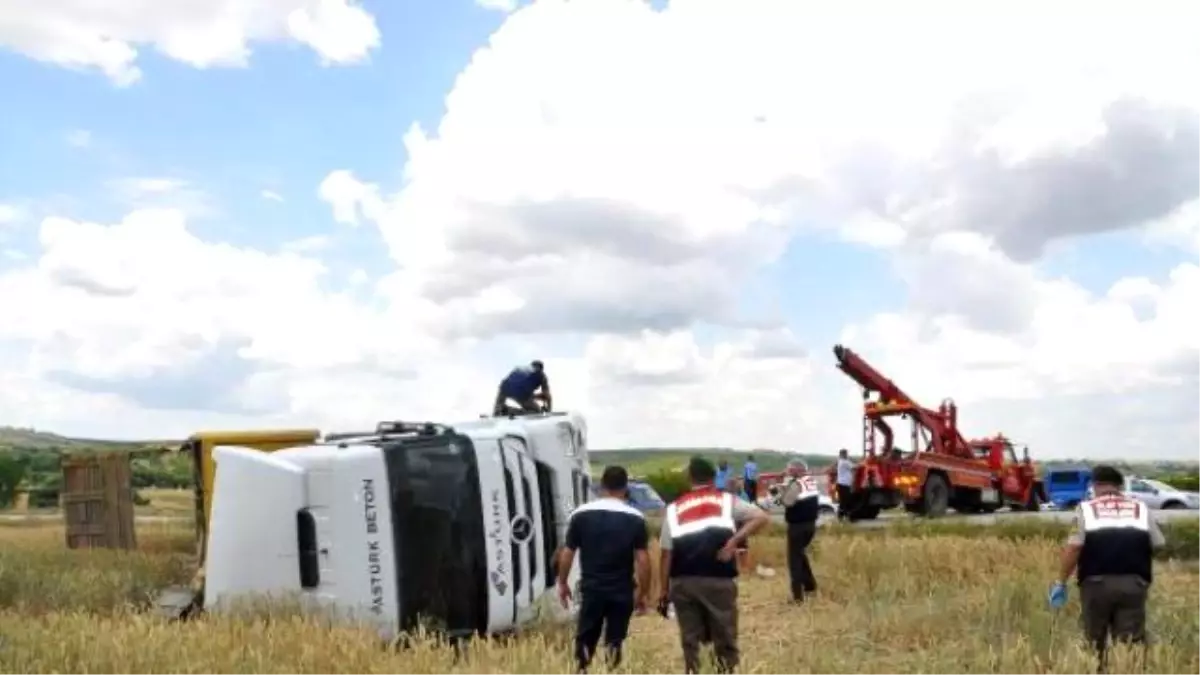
779, 458, 820, 603
1049, 464, 1166, 672
658, 457, 770, 674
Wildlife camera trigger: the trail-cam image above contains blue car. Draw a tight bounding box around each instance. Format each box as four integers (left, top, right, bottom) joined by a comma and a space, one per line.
589, 479, 666, 514
1044, 466, 1092, 510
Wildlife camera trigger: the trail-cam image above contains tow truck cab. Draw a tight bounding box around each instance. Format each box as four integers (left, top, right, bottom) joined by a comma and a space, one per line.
203, 412, 590, 640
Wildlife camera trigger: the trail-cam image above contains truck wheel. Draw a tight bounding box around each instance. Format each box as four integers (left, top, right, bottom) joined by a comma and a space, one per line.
921, 474, 950, 518
850, 505, 880, 521
1018, 488, 1041, 512
1161, 500, 1186, 510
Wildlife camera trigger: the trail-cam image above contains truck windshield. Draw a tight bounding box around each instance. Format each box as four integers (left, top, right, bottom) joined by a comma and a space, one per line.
382, 435, 487, 636
1049, 471, 1086, 485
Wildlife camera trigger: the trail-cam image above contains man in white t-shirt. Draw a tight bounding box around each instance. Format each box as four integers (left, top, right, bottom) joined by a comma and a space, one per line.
834, 449, 855, 521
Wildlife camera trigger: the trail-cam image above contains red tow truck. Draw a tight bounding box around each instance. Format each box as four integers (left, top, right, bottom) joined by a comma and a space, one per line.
827, 344, 1045, 520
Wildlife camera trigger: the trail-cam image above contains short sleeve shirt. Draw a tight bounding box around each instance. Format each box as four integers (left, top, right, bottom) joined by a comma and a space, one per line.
564, 497, 648, 596
659, 493, 760, 550
1066, 503, 1167, 548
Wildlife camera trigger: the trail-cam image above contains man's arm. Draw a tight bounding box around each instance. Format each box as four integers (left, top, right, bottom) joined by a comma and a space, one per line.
729, 496, 770, 545
633, 518, 650, 603
558, 514, 582, 587
538, 372, 553, 407
657, 516, 672, 598
1148, 514, 1167, 550
1057, 507, 1086, 583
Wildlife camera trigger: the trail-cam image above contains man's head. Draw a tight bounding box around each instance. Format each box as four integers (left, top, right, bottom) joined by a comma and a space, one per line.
838, 448, 849, 459
688, 456, 716, 486
600, 465, 629, 499
746, 454, 755, 464
787, 458, 808, 476
530, 359, 545, 373
718, 459, 728, 469
1091, 465, 1124, 495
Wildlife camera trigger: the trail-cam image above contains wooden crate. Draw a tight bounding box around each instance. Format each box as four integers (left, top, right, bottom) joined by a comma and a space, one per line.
61, 453, 137, 550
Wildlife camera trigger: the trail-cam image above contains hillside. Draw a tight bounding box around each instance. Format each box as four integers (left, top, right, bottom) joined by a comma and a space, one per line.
588, 448, 838, 476
0, 426, 152, 451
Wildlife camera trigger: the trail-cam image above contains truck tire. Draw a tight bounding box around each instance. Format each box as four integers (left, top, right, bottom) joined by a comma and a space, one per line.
921, 474, 950, 518
1161, 500, 1186, 510
1017, 487, 1041, 512
849, 505, 880, 522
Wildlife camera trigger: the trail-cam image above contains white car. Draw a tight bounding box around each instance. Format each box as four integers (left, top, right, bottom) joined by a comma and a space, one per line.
1088, 476, 1199, 510
754, 489, 837, 517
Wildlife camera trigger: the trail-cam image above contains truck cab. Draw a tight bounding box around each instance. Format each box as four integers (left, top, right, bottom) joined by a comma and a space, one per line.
202, 412, 591, 640
1044, 466, 1092, 510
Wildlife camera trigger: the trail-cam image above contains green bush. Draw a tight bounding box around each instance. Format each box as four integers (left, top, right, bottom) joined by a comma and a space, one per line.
643, 468, 692, 503
1157, 472, 1199, 492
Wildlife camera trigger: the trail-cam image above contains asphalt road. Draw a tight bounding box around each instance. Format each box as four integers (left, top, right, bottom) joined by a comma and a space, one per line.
780, 506, 1200, 529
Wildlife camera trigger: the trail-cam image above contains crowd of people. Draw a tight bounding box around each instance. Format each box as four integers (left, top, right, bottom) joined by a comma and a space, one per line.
502, 361, 1166, 673
556, 459, 1167, 674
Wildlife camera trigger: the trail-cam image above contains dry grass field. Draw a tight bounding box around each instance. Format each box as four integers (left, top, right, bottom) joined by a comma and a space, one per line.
0, 518, 1196, 674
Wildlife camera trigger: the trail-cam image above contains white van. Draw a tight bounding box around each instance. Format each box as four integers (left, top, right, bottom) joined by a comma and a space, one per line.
202, 412, 592, 641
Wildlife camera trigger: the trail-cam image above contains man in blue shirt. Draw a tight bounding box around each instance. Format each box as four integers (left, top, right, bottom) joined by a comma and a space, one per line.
557, 466, 650, 672
493, 360, 552, 416
715, 459, 730, 490
742, 455, 759, 502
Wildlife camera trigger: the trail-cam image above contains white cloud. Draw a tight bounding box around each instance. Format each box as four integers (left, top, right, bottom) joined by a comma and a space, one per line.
329, 0, 1197, 341
108, 177, 216, 218
0, 204, 21, 227
0, 0, 380, 85
1, 0, 1197, 460
261, 189, 285, 203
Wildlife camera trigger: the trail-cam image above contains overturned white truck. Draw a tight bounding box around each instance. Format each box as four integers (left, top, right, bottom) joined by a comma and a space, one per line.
202, 412, 592, 640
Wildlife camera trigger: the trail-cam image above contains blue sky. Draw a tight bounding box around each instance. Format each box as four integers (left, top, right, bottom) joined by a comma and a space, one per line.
0, 0, 1194, 459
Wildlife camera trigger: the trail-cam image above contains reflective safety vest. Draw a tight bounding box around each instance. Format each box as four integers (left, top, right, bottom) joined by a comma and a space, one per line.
784, 474, 820, 525
665, 487, 738, 579
1077, 495, 1153, 585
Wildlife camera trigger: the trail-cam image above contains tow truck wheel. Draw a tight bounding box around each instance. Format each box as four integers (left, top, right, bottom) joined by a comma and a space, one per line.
921, 474, 950, 518
849, 505, 880, 522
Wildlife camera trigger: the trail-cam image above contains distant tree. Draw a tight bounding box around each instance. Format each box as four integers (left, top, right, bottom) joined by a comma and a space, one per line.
0, 454, 27, 508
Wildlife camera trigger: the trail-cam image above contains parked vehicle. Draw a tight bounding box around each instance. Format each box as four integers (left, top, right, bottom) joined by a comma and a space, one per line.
828, 344, 1044, 520
588, 478, 666, 515
168, 411, 592, 642
1044, 466, 1092, 510
1088, 475, 1200, 510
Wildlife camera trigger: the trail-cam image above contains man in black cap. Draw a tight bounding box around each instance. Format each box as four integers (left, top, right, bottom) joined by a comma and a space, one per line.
1049, 464, 1166, 672
657, 456, 770, 674
557, 466, 650, 673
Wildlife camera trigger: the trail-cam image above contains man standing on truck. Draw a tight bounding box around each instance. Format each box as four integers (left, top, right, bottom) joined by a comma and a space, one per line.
493, 360, 552, 415
1049, 464, 1166, 672
658, 457, 770, 674
834, 449, 855, 521
780, 458, 820, 603
557, 466, 650, 673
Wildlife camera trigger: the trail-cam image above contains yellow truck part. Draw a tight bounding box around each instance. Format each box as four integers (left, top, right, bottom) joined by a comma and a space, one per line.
158, 428, 321, 620
184, 429, 320, 554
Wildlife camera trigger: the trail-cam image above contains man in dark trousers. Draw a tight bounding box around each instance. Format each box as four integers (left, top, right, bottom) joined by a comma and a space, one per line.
1049, 464, 1166, 672
557, 466, 650, 673
779, 458, 820, 603
657, 457, 770, 674
833, 448, 855, 521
